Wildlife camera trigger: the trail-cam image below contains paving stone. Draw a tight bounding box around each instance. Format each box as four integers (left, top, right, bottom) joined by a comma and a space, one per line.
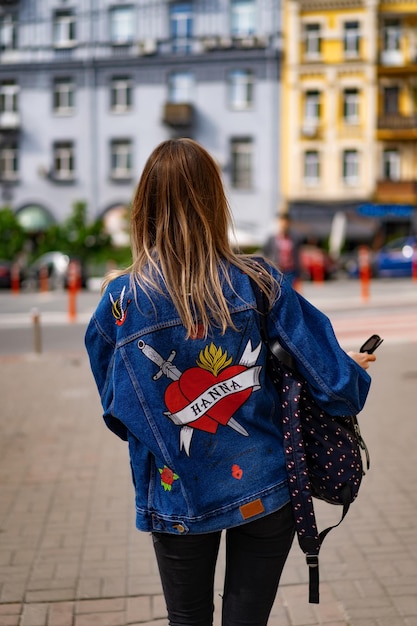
126, 596, 152, 623
1, 342, 417, 625
20, 603, 48, 626
47, 602, 74, 626
74, 613, 125, 626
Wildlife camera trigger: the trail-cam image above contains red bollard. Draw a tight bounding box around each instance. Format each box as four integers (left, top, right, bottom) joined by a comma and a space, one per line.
312, 254, 325, 284
11, 263, 20, 295
358, 246, 371, 301
39, 265, 49, 292
67, 260, 80, 322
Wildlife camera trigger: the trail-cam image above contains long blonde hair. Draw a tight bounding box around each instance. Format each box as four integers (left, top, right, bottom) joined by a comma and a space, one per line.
103, 138, 279, 337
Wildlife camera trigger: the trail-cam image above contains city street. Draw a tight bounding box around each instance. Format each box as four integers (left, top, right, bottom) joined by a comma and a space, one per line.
0, 277, 416, 355
0, 277, 417, 625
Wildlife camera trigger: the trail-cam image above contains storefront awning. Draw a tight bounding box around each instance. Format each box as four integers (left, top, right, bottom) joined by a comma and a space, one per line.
288, 201, 380, 243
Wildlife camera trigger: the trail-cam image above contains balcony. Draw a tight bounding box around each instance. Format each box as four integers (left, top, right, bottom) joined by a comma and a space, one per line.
378, 59, 417, 76
377, 114, 417, 140
375, 180, 417, 204
380, 50, 404, 66
0, 111, 20, 130
162, 103, 194, 128
300, 121, 322, 140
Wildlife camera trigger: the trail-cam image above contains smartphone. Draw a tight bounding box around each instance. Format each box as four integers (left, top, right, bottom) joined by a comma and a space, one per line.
360, 334, 384, 354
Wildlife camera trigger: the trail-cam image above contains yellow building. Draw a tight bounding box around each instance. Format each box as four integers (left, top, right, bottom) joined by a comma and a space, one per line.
281, 0, 417, 245
372, 1, 417, 236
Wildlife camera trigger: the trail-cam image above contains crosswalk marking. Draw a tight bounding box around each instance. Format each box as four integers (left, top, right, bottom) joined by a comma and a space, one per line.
330, 312, 417, 347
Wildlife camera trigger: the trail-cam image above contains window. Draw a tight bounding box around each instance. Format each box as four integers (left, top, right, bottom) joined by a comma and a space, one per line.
342, 149, 359, 184
231, 0, 256, 36
304, 150, 320, 184
383, 86, 399, 115
0, 80, 18, 113
170, 3, 193, 54
383, 19, 401, 51
0, 14, 18, 50
228, 70, 253, 110
53, 142, 74, 180
53, 78, 74, 114
343, 21, 360, 56
53, 11, 76, 47
304, 90, 320, 123
230, 138, 253, 189
305, 23, 321, 57
343, 88, 359, 124
111, 140, 132, 179
109, 6, 134, 45
0, 141, 18, 181
383, 149, 400, 180
111, 77, 132, 112
168, 71, 194, 103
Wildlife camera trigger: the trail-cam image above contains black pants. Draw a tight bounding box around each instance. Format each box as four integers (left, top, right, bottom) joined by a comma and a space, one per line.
152, 503, 295, 626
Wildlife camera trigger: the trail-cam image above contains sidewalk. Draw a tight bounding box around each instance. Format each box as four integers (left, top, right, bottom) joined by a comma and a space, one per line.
0, 332, 417, 624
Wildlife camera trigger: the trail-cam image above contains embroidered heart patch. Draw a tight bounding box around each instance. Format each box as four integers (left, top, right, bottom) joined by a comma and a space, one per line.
165, 365, 251, 433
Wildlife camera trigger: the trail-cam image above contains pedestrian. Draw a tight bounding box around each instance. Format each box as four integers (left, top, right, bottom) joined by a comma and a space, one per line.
85, 138, 375, 626
263, 212, 302, 287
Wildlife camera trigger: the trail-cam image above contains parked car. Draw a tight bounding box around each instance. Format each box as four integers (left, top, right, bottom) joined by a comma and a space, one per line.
373, 236, 417, 277
24, 251, 88, 290
345, 236, 417, 278
299, 245, 339, 281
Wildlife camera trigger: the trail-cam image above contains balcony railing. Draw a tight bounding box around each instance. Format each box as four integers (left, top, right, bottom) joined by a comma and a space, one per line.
300, 121, 322, 139
163, 103, 194, 128
377, 114, 417, 130
375, 179, 417, 202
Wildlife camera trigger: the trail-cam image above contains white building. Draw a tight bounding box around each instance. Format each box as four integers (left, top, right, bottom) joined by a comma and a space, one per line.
0, 0, 282, 247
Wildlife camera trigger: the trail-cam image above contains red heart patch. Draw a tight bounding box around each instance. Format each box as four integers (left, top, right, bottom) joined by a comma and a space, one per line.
164, 366, 251, 433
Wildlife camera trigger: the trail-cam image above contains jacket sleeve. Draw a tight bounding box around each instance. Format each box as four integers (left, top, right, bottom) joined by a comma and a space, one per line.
84, 309, 128, 441
266, 271, 371, 416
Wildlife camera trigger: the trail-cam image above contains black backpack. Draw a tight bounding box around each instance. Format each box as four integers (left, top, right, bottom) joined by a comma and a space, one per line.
250, 274, 370, 603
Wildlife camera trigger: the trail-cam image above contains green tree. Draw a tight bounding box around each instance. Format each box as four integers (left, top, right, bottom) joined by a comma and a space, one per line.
37, 201, 111, 262
0, 207, 26, 260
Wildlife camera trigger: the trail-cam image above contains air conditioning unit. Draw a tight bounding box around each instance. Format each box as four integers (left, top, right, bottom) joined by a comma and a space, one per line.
138, 38, 157, 56
202, 36, 218, 51
234, 36, 256, 48
218, 36, 232, 49
254, 35, 269, 48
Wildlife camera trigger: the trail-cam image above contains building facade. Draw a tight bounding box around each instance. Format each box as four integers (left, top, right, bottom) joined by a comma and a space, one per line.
0, 0, 282, 247
371, 0, 417, 236
281, 0, 417, 246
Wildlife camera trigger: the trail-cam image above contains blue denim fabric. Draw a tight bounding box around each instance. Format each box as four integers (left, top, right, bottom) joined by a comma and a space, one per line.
85, 261, 371, 535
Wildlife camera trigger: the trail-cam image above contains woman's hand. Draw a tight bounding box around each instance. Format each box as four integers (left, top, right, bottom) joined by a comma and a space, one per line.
347, 351, 376, 370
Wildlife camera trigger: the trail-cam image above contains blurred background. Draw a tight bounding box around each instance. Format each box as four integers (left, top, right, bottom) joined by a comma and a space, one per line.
0, 0, 417, 289
1, 5, 417, 624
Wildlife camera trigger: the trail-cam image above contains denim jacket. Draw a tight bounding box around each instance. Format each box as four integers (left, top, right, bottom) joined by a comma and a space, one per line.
85, 261, 371, 535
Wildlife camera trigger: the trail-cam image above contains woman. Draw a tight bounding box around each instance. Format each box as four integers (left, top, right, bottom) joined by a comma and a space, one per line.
85, 138, 375, 626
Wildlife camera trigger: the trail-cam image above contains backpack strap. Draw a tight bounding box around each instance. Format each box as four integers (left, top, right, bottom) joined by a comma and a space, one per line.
249, 272, 320, 602
249, 264, 356, 604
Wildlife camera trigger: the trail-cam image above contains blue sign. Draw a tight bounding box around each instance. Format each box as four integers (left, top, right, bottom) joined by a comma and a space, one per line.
358, 204, 414, 217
